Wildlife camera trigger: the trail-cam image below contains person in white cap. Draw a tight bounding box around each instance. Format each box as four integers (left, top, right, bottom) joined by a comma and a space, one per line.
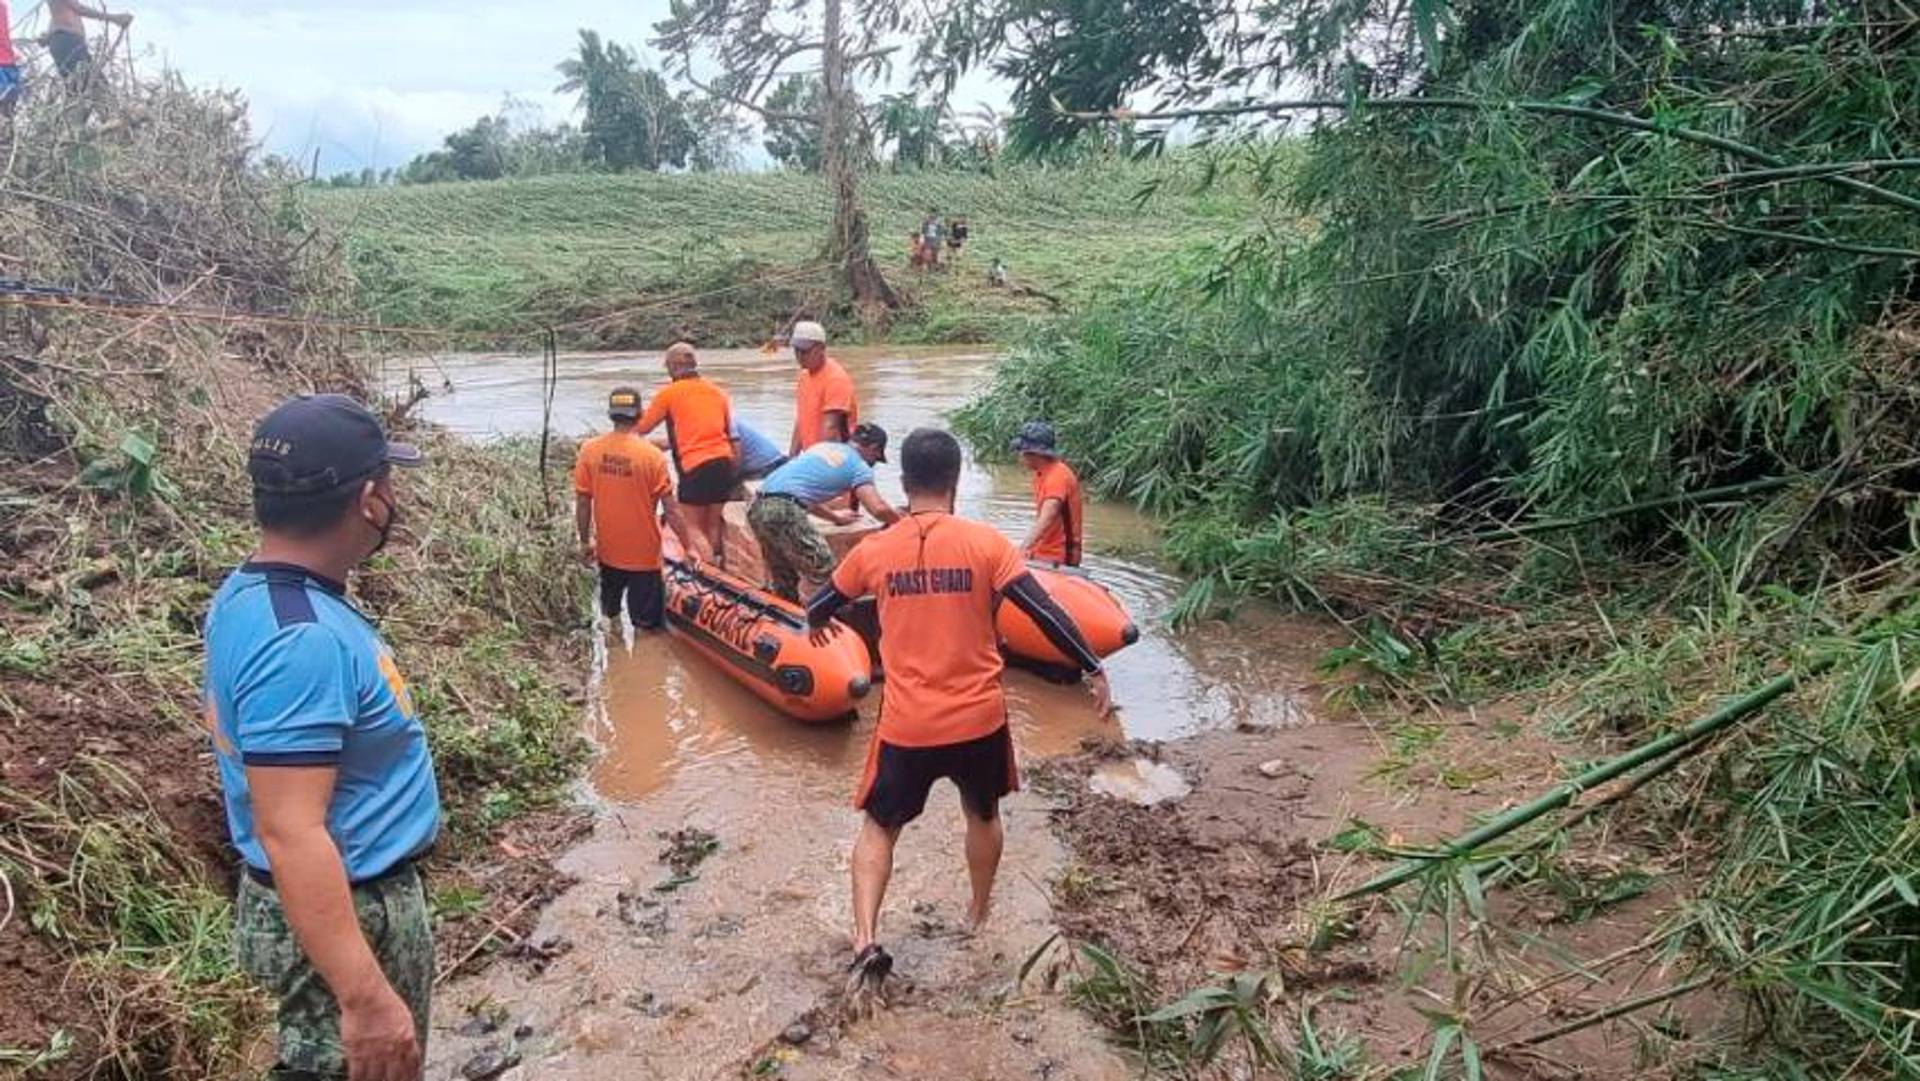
788, 320, 861, 456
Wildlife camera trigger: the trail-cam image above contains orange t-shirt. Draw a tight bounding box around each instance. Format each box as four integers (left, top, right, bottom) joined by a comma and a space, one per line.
832, 512, 1026, 747
637, 375, 735, 473
793, 357, 859, 450
573, 430, 672, 571
1029, 459, 1085, 566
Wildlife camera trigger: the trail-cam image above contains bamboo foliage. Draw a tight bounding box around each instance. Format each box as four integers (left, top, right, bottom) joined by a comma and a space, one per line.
953, 2, 1920, 1074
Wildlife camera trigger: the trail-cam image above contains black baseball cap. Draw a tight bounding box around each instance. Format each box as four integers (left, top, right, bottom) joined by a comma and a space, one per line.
851, 422, 889, 462
1010, 420, 1059, 457
608, 386, 642, 420
248, 394, 423, 496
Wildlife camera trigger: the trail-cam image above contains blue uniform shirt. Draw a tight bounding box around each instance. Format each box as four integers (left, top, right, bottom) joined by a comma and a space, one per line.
730, 419, 786, 476
204, 562, 440, 882
761, 441, 874, 505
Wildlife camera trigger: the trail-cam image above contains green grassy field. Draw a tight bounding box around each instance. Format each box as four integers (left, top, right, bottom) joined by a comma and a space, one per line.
305, 162, 1270, 346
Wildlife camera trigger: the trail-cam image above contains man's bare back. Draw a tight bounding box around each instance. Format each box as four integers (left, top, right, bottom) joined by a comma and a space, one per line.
48, 0, 131, 35
43, 0, 129, 81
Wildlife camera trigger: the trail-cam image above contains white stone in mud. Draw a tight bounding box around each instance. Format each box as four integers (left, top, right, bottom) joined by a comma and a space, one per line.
1088, 758, 1191, 806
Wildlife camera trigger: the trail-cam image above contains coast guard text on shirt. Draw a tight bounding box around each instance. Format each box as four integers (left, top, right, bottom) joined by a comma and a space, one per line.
886, 566, 975, 596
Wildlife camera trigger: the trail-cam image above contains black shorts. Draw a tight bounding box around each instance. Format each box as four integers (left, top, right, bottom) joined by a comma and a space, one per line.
48, 29, 91, 79
598, 565, 664, 629
678, 458, 736, 506
858, 725, 1018, 829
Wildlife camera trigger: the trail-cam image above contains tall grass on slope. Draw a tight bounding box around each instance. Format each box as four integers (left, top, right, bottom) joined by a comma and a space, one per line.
1, 67, 588, 1077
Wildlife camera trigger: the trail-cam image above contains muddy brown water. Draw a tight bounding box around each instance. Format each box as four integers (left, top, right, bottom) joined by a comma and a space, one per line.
392, 346, 1331, 1078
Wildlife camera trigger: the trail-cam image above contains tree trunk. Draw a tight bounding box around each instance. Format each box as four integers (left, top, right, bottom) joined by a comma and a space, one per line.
821, 0, 900, 311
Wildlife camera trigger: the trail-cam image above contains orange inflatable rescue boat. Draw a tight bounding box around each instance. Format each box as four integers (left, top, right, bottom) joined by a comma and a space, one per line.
998, 563, 1139, 670
659, 540, 873, 722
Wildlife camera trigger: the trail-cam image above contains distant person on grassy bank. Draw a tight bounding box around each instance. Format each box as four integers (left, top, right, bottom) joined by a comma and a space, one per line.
635, 342, 736, 566
804, 427, 1112, 1006
0, 1, 21, 118
205, 394, 434, 1081
749, 424, 900, 602
919, 210, 944, 269
946, 216, 969, 260
1013, 421, 1084, 567
44, 0, 130, 84
789, 319, 859, 454
576, 387, 708, 634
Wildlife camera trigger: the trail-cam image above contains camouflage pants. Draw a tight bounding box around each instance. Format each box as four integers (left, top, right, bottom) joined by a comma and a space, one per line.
235, 866, 433, 1080
748, 495, 837, 602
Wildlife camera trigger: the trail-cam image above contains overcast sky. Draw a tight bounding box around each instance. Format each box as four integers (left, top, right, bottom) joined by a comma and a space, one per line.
6, 0, 1005, 173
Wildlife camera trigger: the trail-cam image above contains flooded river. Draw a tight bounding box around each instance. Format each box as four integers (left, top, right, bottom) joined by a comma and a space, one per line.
396, 345, 1327, 1078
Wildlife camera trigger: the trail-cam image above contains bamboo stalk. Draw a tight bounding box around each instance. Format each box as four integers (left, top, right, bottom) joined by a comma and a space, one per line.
1712, 158, 1920, 186
1056, 98, 1920, 217
1676, 217, 1920, 261
1500, 975, 1716, 1050
1333, 657, 1838, 902
1462, 475, 1799, 543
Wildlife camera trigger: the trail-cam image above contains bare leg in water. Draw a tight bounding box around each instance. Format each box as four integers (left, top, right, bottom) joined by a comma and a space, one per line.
851, 815, 900, 952
689, 504, 726, 568
850, 807, 1003, 950
848, 815, 901, 1011
963, 807, 1004, 931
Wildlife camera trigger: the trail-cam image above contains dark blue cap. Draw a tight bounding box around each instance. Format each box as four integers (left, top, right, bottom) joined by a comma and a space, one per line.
852, 422, 888, 462
248, 394, 423, 496
1010, 421, 1059, 457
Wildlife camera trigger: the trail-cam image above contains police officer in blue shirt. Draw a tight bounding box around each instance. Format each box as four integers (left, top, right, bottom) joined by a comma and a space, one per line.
205, 394, 436, 1081
729, 417, 788, 480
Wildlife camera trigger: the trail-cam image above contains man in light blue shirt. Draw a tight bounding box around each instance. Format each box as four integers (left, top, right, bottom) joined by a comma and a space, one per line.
748, 423, 901, 600
205, 394, 436, 1081
730, 417, 787, 480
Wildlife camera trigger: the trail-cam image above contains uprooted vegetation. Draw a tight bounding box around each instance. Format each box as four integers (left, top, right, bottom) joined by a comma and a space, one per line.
959, 5, 1920, 1078
1, 69, 588, 1076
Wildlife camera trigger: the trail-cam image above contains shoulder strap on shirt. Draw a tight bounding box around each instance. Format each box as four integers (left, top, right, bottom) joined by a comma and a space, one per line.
262, 568, 317, 628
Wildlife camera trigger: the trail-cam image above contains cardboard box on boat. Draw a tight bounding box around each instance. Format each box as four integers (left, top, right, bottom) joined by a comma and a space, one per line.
716, 480, 879, 586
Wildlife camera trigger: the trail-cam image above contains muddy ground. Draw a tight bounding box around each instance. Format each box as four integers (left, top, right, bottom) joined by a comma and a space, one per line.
421, 619, 1720, 1081
1033, 712, 1723, 1080
426, 629, 1138, 1081
0, 658, 588, 1078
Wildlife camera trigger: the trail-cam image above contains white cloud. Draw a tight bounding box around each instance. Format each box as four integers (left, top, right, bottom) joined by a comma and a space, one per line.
112, 0, 681, 169
9, 0, 1008, 172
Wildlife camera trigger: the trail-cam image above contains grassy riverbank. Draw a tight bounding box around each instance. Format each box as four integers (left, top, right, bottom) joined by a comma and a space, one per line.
0, 74, 591, 1076
304, 162, 1270, 348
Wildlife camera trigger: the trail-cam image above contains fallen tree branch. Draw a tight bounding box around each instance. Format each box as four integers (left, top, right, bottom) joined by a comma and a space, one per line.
434, 893, 539, 987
